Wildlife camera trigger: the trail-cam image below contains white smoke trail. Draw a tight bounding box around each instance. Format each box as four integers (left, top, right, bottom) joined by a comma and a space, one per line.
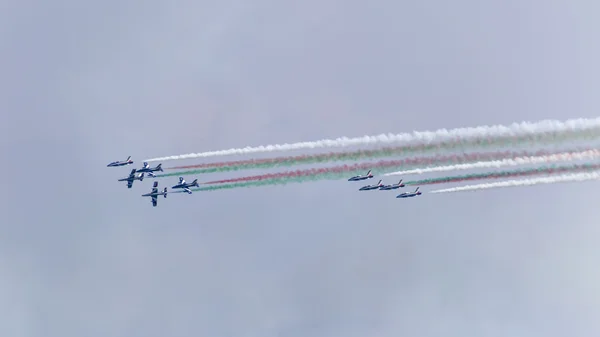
384, 149, 600, 176
429, 171, 600, 194
144, 117, 600, 162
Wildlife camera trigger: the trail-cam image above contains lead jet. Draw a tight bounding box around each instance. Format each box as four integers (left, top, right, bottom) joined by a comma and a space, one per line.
348, 170, 373, 181
396, 187, 422, 198
142, 181, 168, 207
359, 180, 383, 191
171, 177, 199, 194
135, 162, 163, 177
107, 156, 133, 167
379, 179, 405, 190
118, 169, 144, 188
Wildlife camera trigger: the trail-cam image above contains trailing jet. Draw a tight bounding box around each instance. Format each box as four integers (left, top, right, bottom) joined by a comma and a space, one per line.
118, 169, 144, 188
396, 187, 422, 198
136, 162, 163, 177
348, 170, 374, 181
142, 181, 168, 207
171, 177, 199, 194
107, 156, 133, 167
379, 179, 405, 190
359, 180, 383, 191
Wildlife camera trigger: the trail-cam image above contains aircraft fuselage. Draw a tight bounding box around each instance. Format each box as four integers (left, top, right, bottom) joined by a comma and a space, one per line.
348, 176, 372, 181
396, 193, 421, 198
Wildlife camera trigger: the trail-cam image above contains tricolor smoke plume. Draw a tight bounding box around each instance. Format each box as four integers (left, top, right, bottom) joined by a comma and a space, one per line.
155, 148, 593, 179
144, 117, 600, 162
164, 139, 598, 175
384, 149, 600, 176
429, 171, 600, 194
201, 151, 600, 185
185, 163, 600, 193
403, 163, 600, 185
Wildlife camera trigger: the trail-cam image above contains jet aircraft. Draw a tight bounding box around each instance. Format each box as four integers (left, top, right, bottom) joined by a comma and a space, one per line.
348, 170, 374, 181
379, 179, 405, 190
107, 156, 133, 167
359, 180, 383, 191
118, 169, 144, 188
135, 162, 163, 177
171, 177, 199, 194
142, 181, 168, 207
396, 187, 422, 198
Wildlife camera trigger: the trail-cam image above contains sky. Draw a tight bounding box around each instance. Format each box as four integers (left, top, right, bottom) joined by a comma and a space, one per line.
1, 0, 600, 336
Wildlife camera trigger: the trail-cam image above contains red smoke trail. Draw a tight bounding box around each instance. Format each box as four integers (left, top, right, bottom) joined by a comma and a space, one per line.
201, 151, 556, 184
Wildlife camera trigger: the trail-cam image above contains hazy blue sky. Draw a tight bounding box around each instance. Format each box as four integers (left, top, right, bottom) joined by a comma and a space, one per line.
2, 0, 600, 336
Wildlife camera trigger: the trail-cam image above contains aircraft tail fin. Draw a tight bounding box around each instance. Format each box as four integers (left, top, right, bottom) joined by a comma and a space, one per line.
367, 170, 372, 176
192, 179, 198, 186
377, 180, 382, 185
126, 156, 131, 161
398, 179, 402, 185
415, 187, 420, 192
163, 187, 168, 198
157, 163, 163, 172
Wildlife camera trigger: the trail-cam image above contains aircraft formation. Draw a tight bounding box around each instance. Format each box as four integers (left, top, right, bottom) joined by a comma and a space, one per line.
109, 157, 420, 207
347, 170, 421, 198
108, 156, 199, 207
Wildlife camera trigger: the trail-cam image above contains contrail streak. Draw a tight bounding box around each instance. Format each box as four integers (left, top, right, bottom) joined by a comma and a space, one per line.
164, 139, 597, 174
156, 149, 592, 179
404, 163, 600, 185
183, 163, 600, 193
198, 152, 552, 184
384, 149, 600, 176
144, 117, 600, 162
429, 171, 600, 193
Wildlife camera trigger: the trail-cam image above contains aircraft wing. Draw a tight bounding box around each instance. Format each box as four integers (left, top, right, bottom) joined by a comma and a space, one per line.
151, 195, 157, 207
183, 187, 192, 194
127, 179, 133, 188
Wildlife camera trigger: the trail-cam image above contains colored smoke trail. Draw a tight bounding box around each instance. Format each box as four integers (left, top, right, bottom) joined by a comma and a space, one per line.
183, 163, 600, 193
198, 153, 533, 185
429, 171, 600, 193
164, 135, 598, 173
144, 117, 600, 162
155, 149, 593, 179
403, 163, 600, 186
384, 149, 600, 176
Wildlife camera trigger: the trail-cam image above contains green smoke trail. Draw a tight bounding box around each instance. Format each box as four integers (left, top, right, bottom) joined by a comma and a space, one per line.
156, 143, 598, 179
403, 163, 600, 185
161, 130, 600, 176
184, 162, 600, 192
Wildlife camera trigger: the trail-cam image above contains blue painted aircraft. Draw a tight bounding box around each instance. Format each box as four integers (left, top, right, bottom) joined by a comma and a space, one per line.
107, 156, 133, 167
359, 180, 383, 191
118, 169, 144, 188
396, 187, 422, 198
348, 170, 373, 181
142, 181, 168, 207
171, 177, 199, 194
379, 179, 405, 190
136, 162, 163, 177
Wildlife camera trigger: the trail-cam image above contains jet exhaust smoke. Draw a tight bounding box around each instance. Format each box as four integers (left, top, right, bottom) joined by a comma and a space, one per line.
429, 171, 600, 193
155, 149, 594, 179
384, 149, 600, 176
144, 117, 600, 162
404, 163, 600, 185
180, 163, 600, 193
